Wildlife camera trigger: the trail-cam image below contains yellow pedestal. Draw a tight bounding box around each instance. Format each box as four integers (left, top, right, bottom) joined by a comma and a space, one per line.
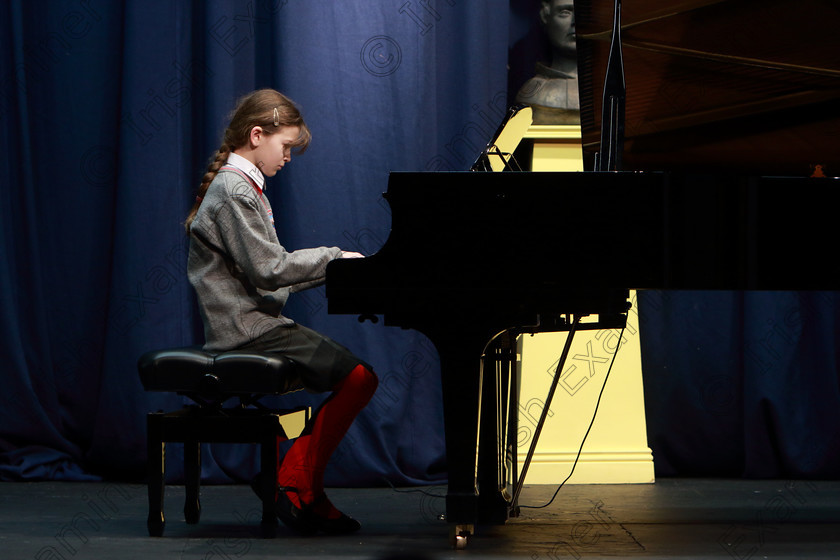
515, 125, 654, 484
526, 125, 585, 172
516, 294, 654, 484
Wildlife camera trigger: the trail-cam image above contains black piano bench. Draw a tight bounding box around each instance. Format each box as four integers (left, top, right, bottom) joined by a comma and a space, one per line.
138, 347, 309, 538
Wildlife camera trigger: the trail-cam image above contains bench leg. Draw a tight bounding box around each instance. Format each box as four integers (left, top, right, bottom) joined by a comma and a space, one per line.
147, 413, 165, 537
184, 441, 201, 524
259, 435, 279, 538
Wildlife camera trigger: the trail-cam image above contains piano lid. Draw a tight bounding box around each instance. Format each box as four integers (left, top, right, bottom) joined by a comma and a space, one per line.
575, 0, 840, 176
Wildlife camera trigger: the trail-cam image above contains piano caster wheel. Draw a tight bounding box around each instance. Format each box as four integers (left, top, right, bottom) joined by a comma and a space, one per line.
449, 524, 473, 549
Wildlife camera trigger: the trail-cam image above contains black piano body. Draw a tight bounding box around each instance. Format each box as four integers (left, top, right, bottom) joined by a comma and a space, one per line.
326, 170, 840, 542
327, 0, 840, 546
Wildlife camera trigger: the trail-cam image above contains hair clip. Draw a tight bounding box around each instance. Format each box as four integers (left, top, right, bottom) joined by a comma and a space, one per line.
273, 107, 280, 127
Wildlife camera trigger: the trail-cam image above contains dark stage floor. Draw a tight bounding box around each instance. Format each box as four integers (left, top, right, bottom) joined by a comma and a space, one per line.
2, 478, 839, 559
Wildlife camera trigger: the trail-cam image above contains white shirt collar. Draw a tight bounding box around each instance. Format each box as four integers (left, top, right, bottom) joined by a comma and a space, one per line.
226, 152, 266, 191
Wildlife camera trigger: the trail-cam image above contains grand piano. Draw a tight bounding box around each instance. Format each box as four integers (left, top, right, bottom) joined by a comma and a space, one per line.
325, 0, 840, 548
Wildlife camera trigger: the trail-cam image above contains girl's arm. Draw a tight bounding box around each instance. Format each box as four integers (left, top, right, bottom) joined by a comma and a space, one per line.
216, 191, 343, 291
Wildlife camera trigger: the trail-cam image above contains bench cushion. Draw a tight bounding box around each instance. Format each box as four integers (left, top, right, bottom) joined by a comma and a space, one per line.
138, 347, 301, 396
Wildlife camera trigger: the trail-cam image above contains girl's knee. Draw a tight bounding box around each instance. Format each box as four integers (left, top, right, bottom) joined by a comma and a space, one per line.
339, 364, 378, 395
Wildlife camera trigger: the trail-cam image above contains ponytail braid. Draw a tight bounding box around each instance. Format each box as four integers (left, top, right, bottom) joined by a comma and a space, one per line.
184, 143, 231, 234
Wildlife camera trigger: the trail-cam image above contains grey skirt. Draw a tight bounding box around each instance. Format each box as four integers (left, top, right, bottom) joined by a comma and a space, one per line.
238, 323, 371, 393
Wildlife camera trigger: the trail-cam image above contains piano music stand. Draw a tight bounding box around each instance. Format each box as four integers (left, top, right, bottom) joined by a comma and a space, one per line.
471, 104, 533, 172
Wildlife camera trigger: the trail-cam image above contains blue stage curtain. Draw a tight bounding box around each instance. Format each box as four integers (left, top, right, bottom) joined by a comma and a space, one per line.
639, 290, 840, 478
0, 0, 509, 485
2, 0, 839, 486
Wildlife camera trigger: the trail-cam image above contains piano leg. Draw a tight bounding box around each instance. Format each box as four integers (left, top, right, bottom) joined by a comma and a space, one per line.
435, 335, 489, 548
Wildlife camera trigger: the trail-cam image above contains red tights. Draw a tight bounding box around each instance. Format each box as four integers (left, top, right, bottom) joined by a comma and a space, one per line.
277, 364, 378, 518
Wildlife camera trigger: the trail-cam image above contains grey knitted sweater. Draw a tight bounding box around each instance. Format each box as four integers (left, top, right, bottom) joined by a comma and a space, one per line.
188, 169, 342, 351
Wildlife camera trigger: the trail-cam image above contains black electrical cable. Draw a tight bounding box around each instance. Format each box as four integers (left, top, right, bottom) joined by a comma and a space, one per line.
520, 321, 628, 510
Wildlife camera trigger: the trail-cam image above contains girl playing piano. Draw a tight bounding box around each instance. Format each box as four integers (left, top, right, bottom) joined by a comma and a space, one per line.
184, 88, 377, 535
